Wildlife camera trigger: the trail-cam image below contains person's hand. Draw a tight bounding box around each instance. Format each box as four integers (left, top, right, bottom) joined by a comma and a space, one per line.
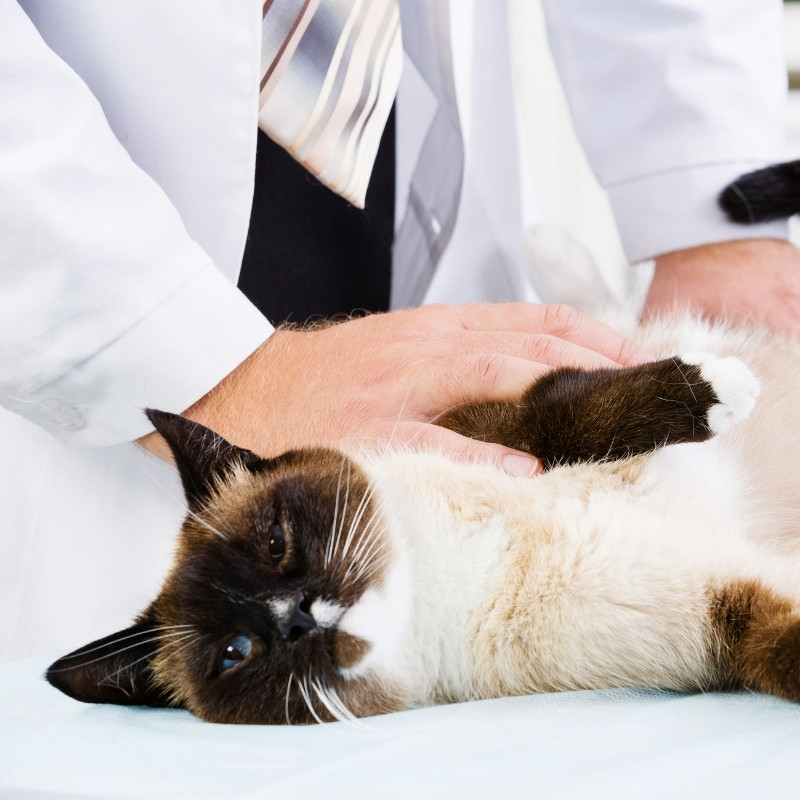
645, 239, 800, 335
138, 302, 650, 476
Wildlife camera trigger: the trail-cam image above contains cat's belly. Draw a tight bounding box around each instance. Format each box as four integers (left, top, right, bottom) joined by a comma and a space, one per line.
469, 440, 792, 697
359, 436, 800, 704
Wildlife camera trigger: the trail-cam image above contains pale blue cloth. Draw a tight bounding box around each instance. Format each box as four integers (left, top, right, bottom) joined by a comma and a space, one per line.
3, 656, 800, 799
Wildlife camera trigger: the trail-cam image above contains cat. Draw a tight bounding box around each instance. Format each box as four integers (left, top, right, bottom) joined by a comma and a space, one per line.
46, 162, 800, 724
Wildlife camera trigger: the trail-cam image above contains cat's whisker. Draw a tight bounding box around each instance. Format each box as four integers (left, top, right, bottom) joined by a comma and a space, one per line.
325, 458, 348, 569
334, 533, 373, 583
337, 532, 382, 585
326, 456, 369, 569
102, 633, 200, 699
322, 681, 377, 730
90, 632, 196, 677
338, 483, 377, 564
310, 678, 344, 723
200, 505, 238, 538
338, 497, 381, 565
284, 673, 295, 725
351, 548, 391, 581
345, 551, 391, 588
350, 482, 377, 540
337, 459, 353, 555
346, 511, 382, 562
97, 632, 197, 694
298, 671, 327, 725
48, 627, 195, 671
343, 539, 384, 585
186, 509, 231, 542
327, 458, 353, 571
310, 678, 369, 729
345, 482, 374, 541
341, 516, 386, 584
325, 684, 366, 726
211, 582, 257, 607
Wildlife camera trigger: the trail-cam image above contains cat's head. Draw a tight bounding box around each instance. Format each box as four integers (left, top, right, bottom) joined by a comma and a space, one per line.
46, 411, 411, 723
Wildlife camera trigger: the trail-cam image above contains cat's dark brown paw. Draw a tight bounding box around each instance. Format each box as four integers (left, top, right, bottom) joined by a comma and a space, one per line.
679, 353, 760, 436
438, 351, 760, 469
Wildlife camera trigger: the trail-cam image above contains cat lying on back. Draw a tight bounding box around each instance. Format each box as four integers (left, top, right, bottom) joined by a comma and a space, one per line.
47, 162, 800, 724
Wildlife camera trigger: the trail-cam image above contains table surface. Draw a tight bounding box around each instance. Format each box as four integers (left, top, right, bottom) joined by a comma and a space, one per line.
3, 655, 800, 799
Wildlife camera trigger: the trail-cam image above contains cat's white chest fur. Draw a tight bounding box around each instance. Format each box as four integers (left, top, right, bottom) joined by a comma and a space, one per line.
341, 451, 518, 701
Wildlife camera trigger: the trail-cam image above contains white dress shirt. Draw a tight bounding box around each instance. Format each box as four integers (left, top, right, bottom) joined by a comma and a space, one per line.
0, 0, 789, 448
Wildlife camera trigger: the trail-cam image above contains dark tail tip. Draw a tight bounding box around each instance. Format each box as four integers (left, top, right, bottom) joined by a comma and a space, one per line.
719, 160, 800, 223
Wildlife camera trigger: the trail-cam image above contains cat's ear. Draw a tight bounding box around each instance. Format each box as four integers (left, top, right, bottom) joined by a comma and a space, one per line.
145, 409, 259, 511
45, 617, 175, 708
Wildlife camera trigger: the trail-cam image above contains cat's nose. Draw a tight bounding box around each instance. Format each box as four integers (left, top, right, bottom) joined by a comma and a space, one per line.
277, 593, 316, 640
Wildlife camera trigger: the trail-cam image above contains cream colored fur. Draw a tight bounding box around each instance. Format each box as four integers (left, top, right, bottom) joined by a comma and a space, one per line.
338, 315, 800, 707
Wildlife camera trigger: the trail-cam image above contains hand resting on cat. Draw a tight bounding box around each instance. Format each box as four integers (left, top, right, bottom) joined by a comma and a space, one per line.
49, 312, 800, 724
46, 161, 800, 724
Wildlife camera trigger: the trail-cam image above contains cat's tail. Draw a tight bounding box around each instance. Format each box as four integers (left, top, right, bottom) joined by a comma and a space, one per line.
719, 159, 800, 223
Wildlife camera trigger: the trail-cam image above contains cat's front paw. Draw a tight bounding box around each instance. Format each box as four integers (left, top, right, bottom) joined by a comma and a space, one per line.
681, 352, 761, 435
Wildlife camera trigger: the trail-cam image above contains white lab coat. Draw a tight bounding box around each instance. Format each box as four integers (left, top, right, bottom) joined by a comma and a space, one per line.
0, 0, 788, 661
0, 0, 789, 447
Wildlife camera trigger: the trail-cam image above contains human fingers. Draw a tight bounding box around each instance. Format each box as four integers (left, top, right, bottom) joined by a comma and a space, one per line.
449, 302, 651, 367
406, 353, 552, 409
456, 330, 623, 370
389, 420, 542, 477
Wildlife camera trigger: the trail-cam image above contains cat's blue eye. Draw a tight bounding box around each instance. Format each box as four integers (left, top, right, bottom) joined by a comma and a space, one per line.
218, 635, 253, 673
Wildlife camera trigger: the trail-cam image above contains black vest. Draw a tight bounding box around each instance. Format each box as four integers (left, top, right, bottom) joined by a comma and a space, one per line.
238, 108, 395, 326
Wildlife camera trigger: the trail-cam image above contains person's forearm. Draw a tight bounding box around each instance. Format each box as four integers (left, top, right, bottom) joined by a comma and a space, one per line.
646, 238, 800, 335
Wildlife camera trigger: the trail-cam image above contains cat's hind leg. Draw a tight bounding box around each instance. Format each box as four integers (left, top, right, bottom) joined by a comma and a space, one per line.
710, 580, 800, 702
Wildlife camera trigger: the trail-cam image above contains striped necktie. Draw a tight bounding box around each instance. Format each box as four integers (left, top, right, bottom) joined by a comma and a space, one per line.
258, 0, 402, 209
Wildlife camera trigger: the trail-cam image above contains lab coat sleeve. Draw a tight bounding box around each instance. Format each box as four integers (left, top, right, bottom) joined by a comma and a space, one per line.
539, 0, 790, 263
0, 1, 274, 446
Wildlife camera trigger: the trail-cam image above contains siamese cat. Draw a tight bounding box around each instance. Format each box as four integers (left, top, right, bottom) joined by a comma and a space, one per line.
47, 161, 800, 724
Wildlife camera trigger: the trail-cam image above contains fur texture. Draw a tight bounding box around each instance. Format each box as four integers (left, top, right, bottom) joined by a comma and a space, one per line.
46, 313, 800, 724
46, 158, 800, 723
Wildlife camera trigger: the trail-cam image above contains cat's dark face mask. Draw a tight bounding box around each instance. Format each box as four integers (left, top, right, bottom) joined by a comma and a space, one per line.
46, 411, 404, 724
